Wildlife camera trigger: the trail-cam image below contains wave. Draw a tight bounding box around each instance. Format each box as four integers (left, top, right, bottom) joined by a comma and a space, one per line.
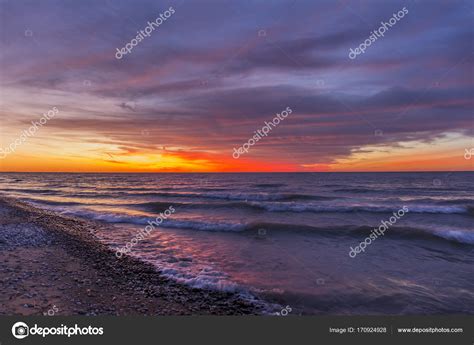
19, 198, 84, 207
385, 197, 474, 205
136, 201, 189, 211
92, 186, 230, 193
157, 266, 242, 292
333, 188, 375, 193
62, 210, 159, 225
135, 200, 267, 212
247, 223, 474, 245
58, 207, 247, 231
161, 219, 246, 232
334, 187, 473, 193
164, 220, 474, 245
59, 207, 474, 245
51, 198, 472, 216
12, 189, 472, 217
428, 229, 474, 245
119, 191, 333, 202
0, 188, 61, 195
346, 225, 474, 245
253, 183, 286, 188
93, 187, 155, 192
193, 192, 327, 202
246, 202, 470, 214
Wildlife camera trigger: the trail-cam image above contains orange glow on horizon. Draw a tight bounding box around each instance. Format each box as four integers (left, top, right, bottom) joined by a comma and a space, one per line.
0, 146, 472, 172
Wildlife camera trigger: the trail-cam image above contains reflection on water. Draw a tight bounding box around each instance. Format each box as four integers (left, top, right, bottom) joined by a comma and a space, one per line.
1, 172, 473, 314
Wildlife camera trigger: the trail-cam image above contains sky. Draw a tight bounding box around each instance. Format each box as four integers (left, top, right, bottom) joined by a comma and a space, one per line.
0, 0, 472, 172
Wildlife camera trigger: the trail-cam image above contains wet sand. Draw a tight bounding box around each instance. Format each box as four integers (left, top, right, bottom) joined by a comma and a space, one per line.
0, 196, 263, 315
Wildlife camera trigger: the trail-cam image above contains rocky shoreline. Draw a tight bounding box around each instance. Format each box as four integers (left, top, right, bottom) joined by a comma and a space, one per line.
0, 196, 264, 315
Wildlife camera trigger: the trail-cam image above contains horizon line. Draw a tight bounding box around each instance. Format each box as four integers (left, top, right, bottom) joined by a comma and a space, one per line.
0, 171, 472, 174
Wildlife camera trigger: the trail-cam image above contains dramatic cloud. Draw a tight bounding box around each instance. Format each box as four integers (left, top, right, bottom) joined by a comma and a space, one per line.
0, 0, 472, 172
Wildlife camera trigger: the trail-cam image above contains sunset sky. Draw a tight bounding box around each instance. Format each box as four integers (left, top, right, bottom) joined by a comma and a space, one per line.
0, 0, 472, 172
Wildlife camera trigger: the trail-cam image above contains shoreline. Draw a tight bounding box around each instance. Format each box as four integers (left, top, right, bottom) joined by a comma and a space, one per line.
0, 196, 264, 315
